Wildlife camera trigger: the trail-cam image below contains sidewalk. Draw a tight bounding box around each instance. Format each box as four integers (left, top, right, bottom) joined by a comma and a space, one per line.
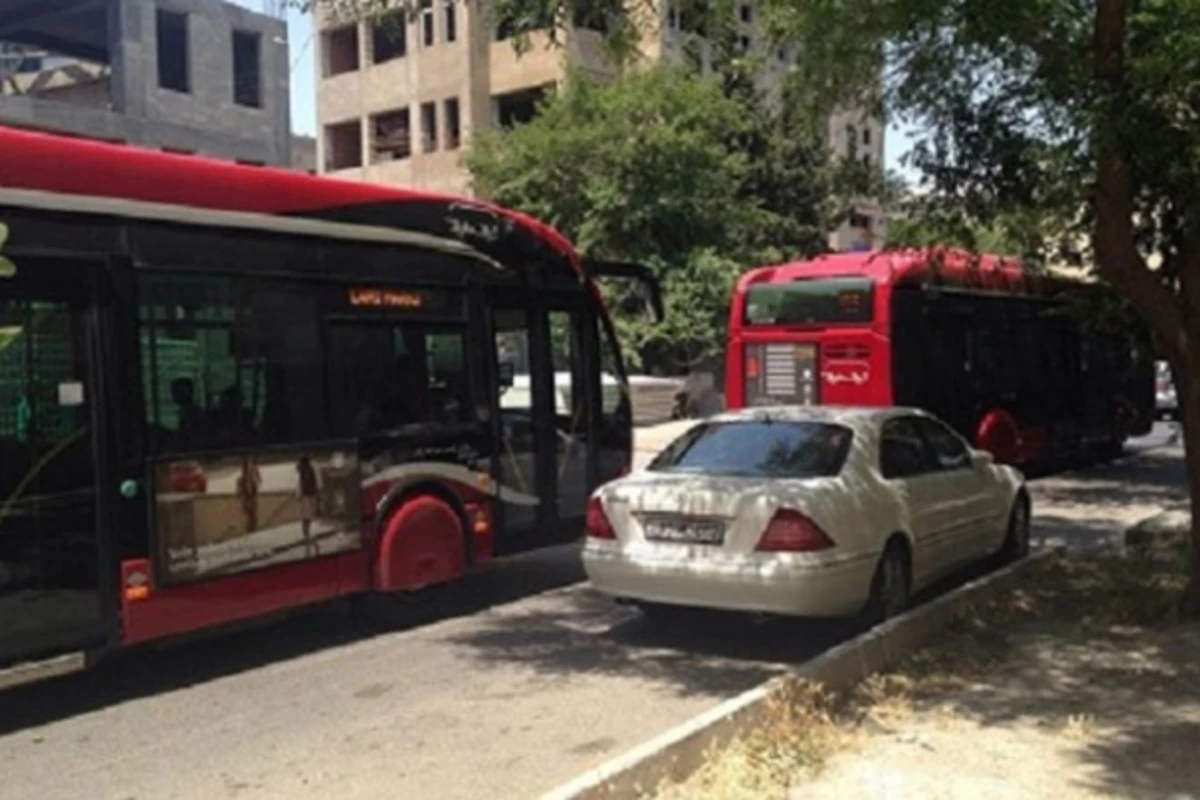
655, 525, 1199, 800
796, 548, 1200, 800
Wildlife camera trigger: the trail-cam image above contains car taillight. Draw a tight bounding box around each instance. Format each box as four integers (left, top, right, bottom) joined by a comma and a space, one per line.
586, 497, 616, 539
756, 509, 834, 552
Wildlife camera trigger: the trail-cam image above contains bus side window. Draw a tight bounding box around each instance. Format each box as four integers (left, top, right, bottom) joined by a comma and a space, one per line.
137, 274, 330, 454
325, 320, 472, 439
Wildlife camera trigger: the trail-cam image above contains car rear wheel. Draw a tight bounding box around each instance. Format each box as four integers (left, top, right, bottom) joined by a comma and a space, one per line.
863, 542, 910, 627
1000, 493, 1032, 563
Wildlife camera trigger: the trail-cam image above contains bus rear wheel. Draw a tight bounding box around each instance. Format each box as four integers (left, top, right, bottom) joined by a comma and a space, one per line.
375, 494, 467, 594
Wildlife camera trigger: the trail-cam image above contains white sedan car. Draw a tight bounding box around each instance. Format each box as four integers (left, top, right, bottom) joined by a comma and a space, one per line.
583, 406, 1029, 624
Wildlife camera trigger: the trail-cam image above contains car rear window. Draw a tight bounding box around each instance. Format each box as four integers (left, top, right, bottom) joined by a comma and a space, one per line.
647, 420, 853, 478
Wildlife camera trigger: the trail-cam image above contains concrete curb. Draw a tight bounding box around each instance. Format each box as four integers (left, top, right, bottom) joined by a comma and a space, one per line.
540, 549, 1058, 800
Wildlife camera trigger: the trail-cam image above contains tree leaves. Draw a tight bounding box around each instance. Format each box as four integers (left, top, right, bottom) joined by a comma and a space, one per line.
467, 65, 843, 372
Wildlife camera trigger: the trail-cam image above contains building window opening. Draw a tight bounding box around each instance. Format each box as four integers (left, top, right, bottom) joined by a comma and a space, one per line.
324, 25, 360, 76
678, 1, 710, 37
324, 119, 363, 170
370, 14, 406, 63
444, 97, 461, 149
232, 30, 262, 108
156, 10, 191, 93
494, 85, 550, 128
444, 0, 458, 42
574, 0, 619, 33
420, 102, 437, 153
420, 0, 435, 47
370, 108, 411, 162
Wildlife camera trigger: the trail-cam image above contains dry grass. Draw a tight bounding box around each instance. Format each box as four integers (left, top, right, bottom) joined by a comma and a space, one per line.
647, 548, 1192, 800
652, 679, 848, 800
1058, 713, 1098, 742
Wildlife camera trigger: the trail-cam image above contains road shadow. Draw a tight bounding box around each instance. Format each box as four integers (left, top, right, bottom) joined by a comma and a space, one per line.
0, 544, 586, 734
1032, 513, 1127, 551
442, 557, 1003, 701
1031, 448, 1186, 510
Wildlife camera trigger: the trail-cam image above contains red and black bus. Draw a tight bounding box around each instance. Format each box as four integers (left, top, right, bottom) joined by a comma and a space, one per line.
0, 126, 660, 686
725, 248, 1154, 464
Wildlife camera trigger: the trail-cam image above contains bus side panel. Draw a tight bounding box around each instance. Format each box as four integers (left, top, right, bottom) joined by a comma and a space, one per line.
889, 286, 955, 419
121, 550, 368, 646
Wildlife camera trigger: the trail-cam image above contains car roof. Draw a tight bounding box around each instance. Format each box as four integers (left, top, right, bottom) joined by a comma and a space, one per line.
706, 405, 929, 429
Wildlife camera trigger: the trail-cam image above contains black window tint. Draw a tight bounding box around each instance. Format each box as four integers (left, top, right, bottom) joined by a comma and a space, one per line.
138, 274, 328, 454
326, 321, 472, 437
916, 417, 971, 470
880, 418, 934, 478
648, 421, 853, 478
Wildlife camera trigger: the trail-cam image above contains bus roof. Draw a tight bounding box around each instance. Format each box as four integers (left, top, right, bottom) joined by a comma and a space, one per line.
0, 125, 577, 270
737, 248, 1063, 295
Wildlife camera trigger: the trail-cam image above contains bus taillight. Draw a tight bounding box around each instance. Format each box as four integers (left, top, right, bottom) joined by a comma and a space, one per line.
121, 559, 153, 603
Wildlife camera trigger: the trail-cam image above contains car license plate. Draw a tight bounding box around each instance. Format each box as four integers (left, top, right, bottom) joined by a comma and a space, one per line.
642, 517, 725, 545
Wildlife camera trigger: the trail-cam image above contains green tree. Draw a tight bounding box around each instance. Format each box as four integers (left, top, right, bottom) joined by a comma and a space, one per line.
763, 0, 1200, 616
468, 65, 841, 372
886, 205, 1058, 266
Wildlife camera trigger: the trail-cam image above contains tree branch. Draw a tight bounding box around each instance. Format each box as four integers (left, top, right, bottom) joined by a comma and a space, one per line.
1091, 0, 1186, 359
1172, 225, 1200, 328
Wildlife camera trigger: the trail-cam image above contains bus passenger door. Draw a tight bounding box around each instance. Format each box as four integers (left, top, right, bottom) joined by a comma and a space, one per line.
489, 300, 559, 550
0, 259, 110, 668
546, 299, 595, 529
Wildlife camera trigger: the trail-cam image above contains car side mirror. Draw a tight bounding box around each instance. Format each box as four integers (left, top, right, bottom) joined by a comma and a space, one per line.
971, 449, 995, 468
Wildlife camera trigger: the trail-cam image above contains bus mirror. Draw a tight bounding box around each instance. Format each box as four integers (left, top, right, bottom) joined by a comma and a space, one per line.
582, 259, 664, 324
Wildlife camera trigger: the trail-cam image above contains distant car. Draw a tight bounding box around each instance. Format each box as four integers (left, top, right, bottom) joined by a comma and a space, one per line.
1156, 361, 1177, 420
583, 406, 1029, 624
167, 460, 208, 493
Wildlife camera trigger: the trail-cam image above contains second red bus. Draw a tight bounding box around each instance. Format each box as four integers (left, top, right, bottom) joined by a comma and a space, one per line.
725, 249, 1154, 465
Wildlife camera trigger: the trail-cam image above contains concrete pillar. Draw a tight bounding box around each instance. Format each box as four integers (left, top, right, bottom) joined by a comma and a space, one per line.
107, 0, 146, 119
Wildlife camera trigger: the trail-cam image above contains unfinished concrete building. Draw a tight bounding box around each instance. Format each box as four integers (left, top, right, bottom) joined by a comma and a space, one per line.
314, 1, 885, 250
0, 0, 292, 166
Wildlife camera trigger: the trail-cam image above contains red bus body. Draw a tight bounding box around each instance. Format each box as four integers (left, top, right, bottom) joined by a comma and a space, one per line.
0, 126, 653, 681
725, 249, 1154, 465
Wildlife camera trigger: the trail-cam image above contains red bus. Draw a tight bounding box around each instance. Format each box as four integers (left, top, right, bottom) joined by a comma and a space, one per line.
724, 249, 1154, 464
0, 127, 660, 687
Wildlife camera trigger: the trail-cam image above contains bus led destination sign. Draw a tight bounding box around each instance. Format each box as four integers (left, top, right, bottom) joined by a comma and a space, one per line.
348, 288, 424, 308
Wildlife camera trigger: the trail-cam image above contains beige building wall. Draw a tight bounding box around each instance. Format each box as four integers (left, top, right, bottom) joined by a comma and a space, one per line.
314, 1, 885, 246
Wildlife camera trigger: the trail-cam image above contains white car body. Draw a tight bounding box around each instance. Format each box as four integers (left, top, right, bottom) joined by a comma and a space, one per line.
583, 406, 1027, 618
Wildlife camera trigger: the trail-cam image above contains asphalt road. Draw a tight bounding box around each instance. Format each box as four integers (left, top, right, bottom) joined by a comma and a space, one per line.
0, 426, 1185, 800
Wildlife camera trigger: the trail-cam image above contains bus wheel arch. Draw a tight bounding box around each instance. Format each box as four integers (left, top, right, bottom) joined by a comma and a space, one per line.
976, 409, 1019, 464
373, 483, 471, 593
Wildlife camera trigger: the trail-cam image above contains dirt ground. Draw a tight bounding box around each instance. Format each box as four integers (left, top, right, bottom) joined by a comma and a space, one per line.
657, 551, 1200, 800
800, 623, 1200, 799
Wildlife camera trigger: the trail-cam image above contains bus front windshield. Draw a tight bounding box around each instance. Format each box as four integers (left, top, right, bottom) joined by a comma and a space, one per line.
744, 277, 875, 325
